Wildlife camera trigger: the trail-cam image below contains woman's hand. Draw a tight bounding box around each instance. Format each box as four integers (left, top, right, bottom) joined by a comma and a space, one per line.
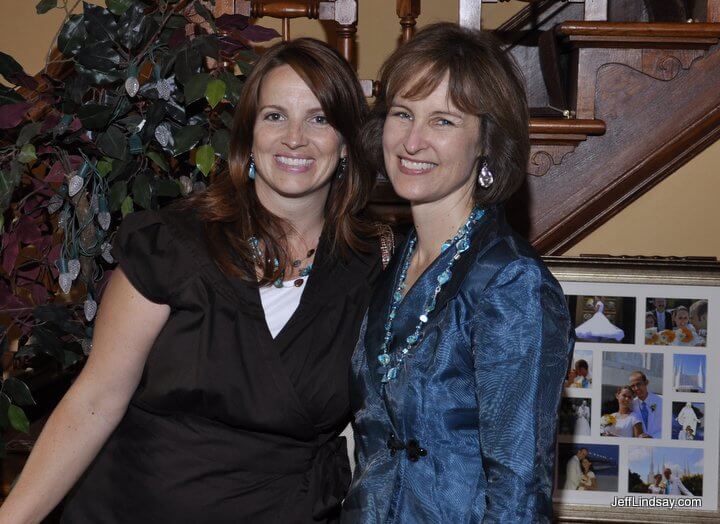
0, 269, 170, 524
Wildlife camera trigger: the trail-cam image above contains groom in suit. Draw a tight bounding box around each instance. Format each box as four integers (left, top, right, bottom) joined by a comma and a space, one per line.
662, 468, 693, 495
564, 448, 588, 490
629, 371, 662, 438
650, 298, 673, 331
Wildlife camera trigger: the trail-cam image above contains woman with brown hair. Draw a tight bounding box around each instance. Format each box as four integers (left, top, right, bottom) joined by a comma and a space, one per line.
343, 23, 573, 522
0, 39, 382, 523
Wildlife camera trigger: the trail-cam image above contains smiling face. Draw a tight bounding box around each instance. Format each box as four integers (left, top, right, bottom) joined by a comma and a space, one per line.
675, 309, 690, 329
629, 372, 649, 400
252, 64, 346, 204
382, 72, 481, 210
616, 387, 634, 411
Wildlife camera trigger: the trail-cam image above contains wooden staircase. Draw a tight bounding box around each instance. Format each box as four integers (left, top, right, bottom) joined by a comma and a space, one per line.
213, 0, 720, 254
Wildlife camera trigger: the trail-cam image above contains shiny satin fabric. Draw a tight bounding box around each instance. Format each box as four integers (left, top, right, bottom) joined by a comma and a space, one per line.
342, 207, 574, 523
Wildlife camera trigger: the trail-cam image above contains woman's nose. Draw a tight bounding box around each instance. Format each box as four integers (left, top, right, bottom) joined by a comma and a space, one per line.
283, 121, 306, 149
403, 122, 428, 155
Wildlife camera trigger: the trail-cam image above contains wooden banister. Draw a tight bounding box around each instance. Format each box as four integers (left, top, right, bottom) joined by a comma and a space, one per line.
235, 1, 358, 64
397, 0, 420, 43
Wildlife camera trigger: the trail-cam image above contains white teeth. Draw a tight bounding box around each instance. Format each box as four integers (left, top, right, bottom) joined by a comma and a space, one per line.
276, 156, 313, 167
401, 158, 436, 171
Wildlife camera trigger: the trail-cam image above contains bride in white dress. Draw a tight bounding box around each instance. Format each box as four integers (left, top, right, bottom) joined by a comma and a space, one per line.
575, 297, 624, 342
601, 386, 643, 438
574, 400, 591, 436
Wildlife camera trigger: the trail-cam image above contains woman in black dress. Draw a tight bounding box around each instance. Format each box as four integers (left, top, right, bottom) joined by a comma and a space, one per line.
0, 39, 383, 523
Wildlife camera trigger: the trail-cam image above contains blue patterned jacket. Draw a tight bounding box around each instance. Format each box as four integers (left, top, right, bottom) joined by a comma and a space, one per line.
342, 206, 574, 523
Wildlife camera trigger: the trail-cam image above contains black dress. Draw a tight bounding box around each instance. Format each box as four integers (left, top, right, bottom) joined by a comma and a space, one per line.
61, 208, 382, 523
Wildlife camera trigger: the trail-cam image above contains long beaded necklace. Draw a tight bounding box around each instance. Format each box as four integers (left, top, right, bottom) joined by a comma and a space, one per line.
248, 236, 316, 288
377, 207, 485, 383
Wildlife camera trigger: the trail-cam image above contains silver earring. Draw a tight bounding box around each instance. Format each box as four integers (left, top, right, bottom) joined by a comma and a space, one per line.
477, 159, 494, 188
336, 157, 347, 180
248, 153, 256, 180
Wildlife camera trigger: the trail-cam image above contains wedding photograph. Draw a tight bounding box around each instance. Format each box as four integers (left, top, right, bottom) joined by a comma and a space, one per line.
628, 446, 703, 497
565, 349, 593, 389
558, 398, 592, 438
566, 295, 636, 344
672, 402, 705, 441
556, 443, 619, 493
645, 298, 708, 347
673, 354, 707, 393
601, 352, 663, 438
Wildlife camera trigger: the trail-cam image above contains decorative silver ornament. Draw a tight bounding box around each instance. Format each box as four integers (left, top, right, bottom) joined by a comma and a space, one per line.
179, 176, 193, 196
101, 242, 114, 263
59, 273, 73, 294
125, 76, 140, 97
90, 193, 99, 213
68, 175, 84, 197
477, 160, 494, 189
47, 194, 63, 214
84, 296, 98, 321
68, 258, 81, 280
155, 124, 173, 147
98, 212, 111, 231
156, 79, 172, 101
81, 338, 93, 356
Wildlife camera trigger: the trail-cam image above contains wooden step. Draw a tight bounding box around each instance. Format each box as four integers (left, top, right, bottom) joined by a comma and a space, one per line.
557, 21, 720, 48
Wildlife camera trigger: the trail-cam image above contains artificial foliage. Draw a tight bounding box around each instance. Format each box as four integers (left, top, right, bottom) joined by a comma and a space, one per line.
0, 0, 277, 442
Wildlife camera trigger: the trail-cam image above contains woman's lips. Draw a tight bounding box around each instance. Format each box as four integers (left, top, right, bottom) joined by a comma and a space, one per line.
274, 154, 315, 173
397, 156, 437, 176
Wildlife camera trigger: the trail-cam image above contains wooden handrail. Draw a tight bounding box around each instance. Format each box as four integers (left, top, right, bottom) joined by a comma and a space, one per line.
530, 118, 606, 135
557, 21, 720, 38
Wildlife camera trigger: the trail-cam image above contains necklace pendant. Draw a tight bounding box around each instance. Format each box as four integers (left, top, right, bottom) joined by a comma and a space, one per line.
381, 367, 398, 383
293, 278, 304, 287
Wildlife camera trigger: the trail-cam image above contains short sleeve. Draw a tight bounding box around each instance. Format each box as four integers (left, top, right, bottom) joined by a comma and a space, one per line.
112, 210, 189, 305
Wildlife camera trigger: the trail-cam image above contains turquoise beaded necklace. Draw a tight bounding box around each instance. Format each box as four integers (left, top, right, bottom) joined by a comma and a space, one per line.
248, 236, 315, 288
378, 206, 485, 383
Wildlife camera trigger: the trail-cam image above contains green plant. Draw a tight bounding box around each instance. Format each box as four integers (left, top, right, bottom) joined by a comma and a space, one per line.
0, 0, 277, 440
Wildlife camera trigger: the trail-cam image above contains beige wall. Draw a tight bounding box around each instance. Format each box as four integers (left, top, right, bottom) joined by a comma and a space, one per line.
2, 1, 718, 259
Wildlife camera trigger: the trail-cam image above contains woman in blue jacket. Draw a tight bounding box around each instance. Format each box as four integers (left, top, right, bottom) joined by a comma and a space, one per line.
343, 23, 574, 523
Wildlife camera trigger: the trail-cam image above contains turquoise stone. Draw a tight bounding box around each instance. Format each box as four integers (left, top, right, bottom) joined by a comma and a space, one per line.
386, 367, 398, 381
456, 237, 470, 252
394, 291, 403, 302
437, 270, 451, 284
406, 333, 419, 344
378, 353, 391, 366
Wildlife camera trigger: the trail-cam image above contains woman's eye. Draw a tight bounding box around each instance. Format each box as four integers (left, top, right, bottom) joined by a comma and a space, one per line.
311, 115, 328, 125
264, 112, 284, 121
390, 111, 411, 120
436, 118, 454, 127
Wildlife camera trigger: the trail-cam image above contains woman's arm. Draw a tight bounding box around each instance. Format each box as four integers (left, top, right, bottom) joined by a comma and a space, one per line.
471, 259, 573, 523
0, 269, 170, 524
632, 421, 645, 438
589, 474, 597, 491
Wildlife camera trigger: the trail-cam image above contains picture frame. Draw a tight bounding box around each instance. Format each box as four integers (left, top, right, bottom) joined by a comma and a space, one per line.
545, 256, 720, 523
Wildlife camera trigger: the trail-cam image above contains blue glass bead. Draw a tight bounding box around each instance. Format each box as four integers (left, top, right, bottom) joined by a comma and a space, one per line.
378, 353, 391, 366
384, 322, 392, 331
440, 241, 451, 252
427, 297, 436, 311
394, 291, 403, 302
406, 333, 419, 344
389, 310, 397, 319
437, 270, 451, 284
386, 367, 398, 381
401, 348, 409, 355
456, 236, 470, 252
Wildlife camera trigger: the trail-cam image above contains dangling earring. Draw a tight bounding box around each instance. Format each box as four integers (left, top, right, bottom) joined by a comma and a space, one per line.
336, 157, 347, 180
248, 153, 256, 181
477, 158, 494, 188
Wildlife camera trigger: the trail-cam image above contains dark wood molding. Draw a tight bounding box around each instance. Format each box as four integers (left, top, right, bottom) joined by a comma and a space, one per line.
557, 21, 720, 48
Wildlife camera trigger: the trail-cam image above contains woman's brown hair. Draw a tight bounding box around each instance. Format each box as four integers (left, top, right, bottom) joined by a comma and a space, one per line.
363, 22, 530, 205
186, 38, 374, 284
